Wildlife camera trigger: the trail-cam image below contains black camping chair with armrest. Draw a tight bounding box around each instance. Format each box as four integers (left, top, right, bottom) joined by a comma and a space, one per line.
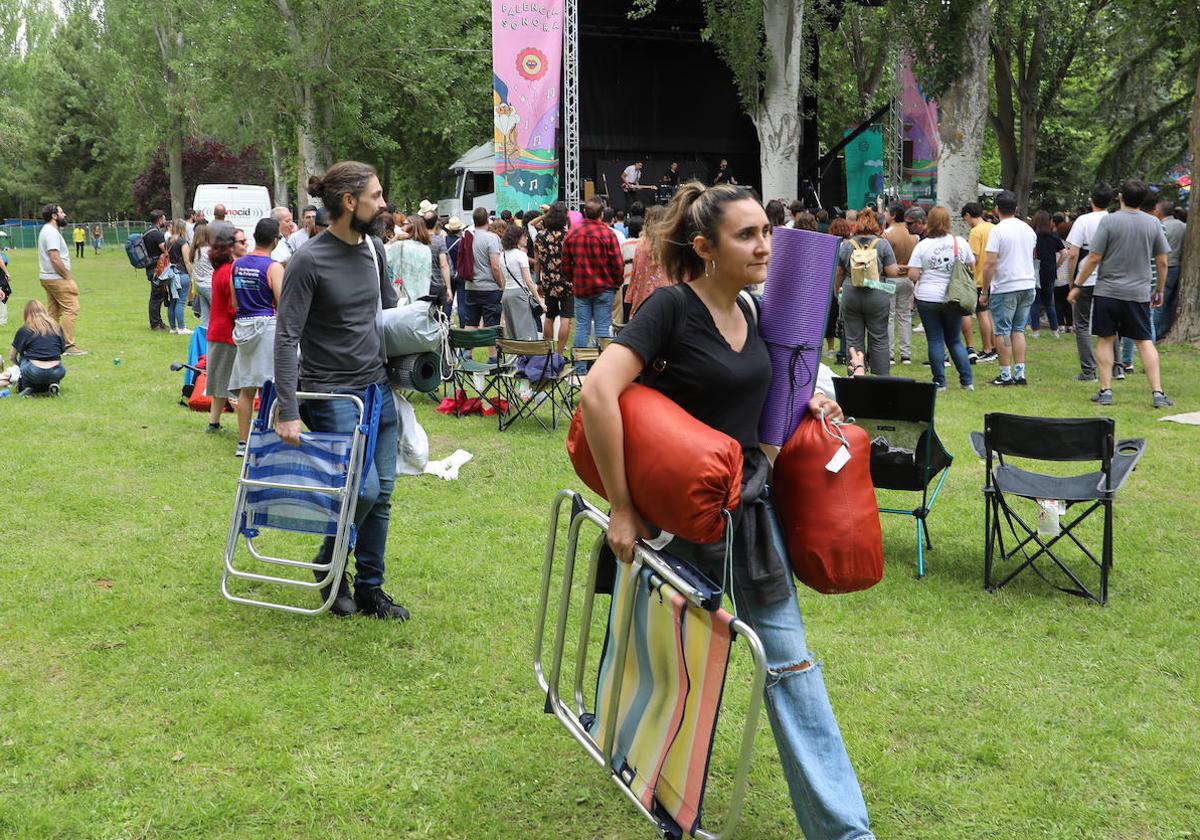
447, 327, 503, 417
833, 376, 952, 578
969, 414, 1146, 605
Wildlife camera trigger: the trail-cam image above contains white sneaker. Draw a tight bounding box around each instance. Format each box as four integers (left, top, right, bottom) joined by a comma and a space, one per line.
168, 328, 178, 334
178, 327, 193, 335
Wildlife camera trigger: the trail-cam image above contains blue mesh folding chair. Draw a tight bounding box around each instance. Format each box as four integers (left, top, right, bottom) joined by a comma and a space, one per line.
535, 490, 768, 839
221, 380, 384, 615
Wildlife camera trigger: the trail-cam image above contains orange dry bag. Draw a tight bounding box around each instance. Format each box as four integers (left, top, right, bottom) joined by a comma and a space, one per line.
566, 384, 743, 545
772, 414, 883, 593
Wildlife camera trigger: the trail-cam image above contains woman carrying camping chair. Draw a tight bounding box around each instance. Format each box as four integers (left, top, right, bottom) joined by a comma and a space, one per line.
580, 182, 876, 840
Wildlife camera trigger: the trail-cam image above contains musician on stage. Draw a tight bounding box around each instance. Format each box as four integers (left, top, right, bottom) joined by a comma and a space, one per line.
659, 161, 680, 186
713, 158, 737, 186
620, 160, 653, 211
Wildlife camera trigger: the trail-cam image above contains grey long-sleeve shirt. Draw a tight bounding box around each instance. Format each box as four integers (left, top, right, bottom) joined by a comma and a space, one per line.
273, 231, 398, 421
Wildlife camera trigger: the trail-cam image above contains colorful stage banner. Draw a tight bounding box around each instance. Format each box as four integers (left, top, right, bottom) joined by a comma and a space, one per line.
844, 126, 884, 211
899, 53, 938, 204
492, 2, 563, 212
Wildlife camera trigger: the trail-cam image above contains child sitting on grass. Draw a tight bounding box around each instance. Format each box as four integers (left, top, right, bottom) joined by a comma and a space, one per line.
5, 300, 67, 396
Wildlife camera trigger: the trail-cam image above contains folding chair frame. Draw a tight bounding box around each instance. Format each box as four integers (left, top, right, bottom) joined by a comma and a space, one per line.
220, 383, 380, 615
834, 378, 952, 579
446, 327, 504, 417
535, 490, 768, 840
976, 418, 1145, 605
495, 339, 574, 432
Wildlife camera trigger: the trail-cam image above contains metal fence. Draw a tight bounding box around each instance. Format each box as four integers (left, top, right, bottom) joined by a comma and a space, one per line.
0, 219, 149, 250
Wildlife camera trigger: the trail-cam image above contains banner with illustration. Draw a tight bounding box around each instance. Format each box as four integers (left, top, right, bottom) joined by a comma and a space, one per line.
492, 2, 563, 212
899, 53, 938, 204
844, 126, 884, 211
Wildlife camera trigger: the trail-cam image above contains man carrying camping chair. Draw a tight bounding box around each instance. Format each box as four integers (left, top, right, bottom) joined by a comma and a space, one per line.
268, 161, 409, 620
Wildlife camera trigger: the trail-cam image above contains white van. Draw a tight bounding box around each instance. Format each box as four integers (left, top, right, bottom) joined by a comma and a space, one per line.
437, 142, 496, 220
192, 184, 272, 236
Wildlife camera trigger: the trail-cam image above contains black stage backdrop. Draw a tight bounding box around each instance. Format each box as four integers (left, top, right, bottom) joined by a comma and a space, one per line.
579, 0, 760, 204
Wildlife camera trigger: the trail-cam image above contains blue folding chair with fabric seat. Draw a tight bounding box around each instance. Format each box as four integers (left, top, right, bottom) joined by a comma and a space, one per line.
535, 490, 769, 839
221, 380, 384, 615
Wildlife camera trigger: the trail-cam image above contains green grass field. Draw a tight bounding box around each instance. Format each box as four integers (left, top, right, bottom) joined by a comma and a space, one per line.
1, 248, 1197, 839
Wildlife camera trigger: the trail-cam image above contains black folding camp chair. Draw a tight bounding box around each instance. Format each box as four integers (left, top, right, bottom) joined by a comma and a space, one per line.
969, 414, 1146, 605
833, 376, 952, 578
495, 339, 574, 432
445, 326, 502, 417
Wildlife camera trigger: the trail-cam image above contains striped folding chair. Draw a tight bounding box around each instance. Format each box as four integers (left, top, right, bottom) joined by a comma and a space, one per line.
535, 491, 768, 839
221, 381, 383, 615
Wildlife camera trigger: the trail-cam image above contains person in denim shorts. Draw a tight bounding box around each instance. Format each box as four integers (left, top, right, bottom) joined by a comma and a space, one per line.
981, 191, 1037, 386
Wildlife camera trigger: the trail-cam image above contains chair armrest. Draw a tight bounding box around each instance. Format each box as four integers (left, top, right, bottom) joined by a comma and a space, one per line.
1106, 438, 1147, 493
968, 431, 988, 459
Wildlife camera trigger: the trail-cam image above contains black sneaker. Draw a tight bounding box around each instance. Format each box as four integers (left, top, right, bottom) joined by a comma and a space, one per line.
1091, 389, 1114, 406
967, 347, 978, 364
1152, 391, 1174, 409
355, 587, 411, 621
1112, 364, 1126, 381
1075, 372, 1098, 382
314, 564, 357, 616
48, 383, 60, 397
1014, 377, 1027, 386
991, 375, 1015, 387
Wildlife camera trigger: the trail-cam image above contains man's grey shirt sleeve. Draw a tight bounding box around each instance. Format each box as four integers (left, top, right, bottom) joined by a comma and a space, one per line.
274, 253, 317, 422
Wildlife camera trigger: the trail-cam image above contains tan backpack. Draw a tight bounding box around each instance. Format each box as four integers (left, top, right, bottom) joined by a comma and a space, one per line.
849, 238, 881, 287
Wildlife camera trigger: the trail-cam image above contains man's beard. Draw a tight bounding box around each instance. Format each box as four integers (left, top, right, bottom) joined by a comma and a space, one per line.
350, 208, 385, 238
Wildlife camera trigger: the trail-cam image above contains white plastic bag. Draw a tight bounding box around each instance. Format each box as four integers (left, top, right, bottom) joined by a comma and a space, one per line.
393, 391, 429, 476
1036, 499, 1066, 536
383, 302, 444, 357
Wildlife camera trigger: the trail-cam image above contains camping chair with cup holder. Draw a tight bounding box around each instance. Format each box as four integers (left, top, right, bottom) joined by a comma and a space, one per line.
832, 376, 952, 578
969, 413, 1146, 605
494, 338, 574, 432
535, 490, 769, 840
221, 380, 384, 615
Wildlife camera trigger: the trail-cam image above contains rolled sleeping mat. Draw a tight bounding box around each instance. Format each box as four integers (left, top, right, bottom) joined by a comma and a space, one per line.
757, 226, 840, 447
387, 352, 442, 393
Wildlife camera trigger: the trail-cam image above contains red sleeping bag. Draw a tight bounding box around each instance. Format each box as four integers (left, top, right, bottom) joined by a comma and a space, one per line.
566, 384, 743, 545
772, 414, 884, 594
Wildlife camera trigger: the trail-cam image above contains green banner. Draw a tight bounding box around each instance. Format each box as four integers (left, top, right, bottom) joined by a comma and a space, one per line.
844, 126, 884, 211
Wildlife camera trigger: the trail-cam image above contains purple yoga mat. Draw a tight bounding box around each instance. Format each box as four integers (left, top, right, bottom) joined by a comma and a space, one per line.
758, 227, 840, 446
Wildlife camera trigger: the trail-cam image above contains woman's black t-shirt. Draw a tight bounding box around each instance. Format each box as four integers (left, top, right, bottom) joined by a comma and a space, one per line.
12, 326, 65, 361
614, 283, 771, 449
1035, 232, 1064, 283
168, 237, 187, 270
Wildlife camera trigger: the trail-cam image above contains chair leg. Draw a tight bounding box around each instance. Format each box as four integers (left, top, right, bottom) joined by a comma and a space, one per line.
915, 519, 925, 579
1100, 501, 1113, 605
983, 491, 995, 591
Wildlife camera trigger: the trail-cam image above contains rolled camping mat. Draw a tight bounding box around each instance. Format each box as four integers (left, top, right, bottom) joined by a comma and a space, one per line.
388, 352, 442, 393
757, 227, 840, 447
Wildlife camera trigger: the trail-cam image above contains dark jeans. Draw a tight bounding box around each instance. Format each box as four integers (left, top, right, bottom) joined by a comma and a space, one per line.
19, 359, 66, 392
1053, 284, 1073, 328
1028, 274, 1057, 332
146, 268, 167, 328
300, 385, 399, 590
1072, 285, 1096, 374
1153, 265, 1180, 339
916, 300, 972, 387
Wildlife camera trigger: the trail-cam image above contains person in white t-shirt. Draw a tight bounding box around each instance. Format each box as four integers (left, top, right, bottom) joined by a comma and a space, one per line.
981, 191, 1036, 386
908, 207, 975, 390
1063, 182, 1115, 381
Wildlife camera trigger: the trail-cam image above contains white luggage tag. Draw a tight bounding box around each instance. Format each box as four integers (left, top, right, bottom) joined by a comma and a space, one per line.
821, 411, 853, 473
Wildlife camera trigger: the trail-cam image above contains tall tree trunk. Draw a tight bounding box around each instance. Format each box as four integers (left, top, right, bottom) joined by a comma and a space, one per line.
938, 0, 992, 238
167, 122, 185, 220
320, 95, 334, 169
270, 136, 290, 209
1015, 102, 1038, 214
1165, 59, 1200, 344
755, 0, 804, 201
989, 42, 1018, 191
273, 0, 320, 206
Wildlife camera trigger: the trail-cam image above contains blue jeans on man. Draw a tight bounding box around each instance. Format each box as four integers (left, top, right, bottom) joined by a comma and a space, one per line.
573, 287, 616, 373
300, 385, 399, 590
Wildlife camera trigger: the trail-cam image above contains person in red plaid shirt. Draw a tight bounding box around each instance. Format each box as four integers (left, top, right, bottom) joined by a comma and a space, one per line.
564, 198, 623, 372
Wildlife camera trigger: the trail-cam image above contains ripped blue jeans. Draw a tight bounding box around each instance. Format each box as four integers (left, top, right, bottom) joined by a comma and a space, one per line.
672, 509, 875, 840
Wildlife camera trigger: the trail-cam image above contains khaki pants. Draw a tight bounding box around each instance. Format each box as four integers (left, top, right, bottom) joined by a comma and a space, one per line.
40, 277, 80, 348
